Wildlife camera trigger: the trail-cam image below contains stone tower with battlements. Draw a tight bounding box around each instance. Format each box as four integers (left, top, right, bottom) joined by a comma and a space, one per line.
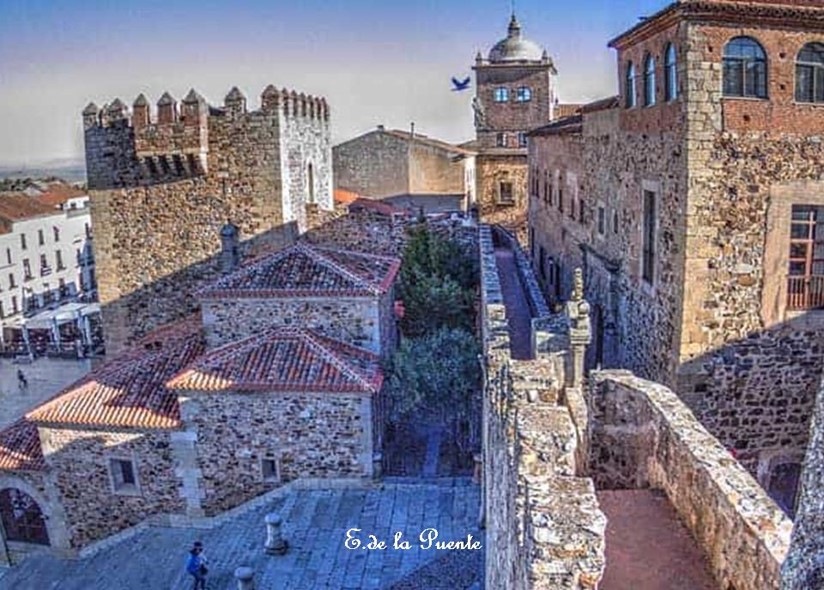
83, 85, 333, 355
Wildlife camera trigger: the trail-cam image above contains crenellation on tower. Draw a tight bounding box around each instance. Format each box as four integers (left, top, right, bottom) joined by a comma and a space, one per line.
156, 91, 178, 124
82, 102, 100, 130
224, 86, 247, 118
132, 94, 150, 129
82, 83, 335, 353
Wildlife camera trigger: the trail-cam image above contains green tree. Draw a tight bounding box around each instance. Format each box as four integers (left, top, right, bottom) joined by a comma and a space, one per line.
385, 327, 482, 451
397, 226, 479, 337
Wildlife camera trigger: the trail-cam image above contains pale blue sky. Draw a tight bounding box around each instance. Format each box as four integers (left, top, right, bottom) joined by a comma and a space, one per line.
0, 0, 668, 165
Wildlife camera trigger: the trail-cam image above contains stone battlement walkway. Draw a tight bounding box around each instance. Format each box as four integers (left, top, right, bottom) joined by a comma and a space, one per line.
494, 246, 532, 360
598, 489, 716, 590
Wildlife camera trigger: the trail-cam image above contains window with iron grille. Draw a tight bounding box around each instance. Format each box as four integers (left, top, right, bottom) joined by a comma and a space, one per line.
787, 205, 824, 310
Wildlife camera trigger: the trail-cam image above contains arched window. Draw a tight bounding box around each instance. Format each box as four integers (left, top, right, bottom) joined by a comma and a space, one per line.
665, 43, 678, 101
796, 42, 824, 103
644, 54, 657, 106
723, 36, 768, 98
626, 62, 637, 108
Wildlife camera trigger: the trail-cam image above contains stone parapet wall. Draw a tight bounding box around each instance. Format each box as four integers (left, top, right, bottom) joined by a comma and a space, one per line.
589, 370, 793, 590
781, 372, 824, 590
480, 224, 605, 590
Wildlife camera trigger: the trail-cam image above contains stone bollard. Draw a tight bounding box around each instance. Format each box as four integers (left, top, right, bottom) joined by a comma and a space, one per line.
372, 451, 383, 479
265, 512, 288, 555
235, 566, 255, 590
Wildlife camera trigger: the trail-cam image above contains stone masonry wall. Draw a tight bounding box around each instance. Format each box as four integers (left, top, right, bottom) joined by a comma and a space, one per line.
408, 142, 466, 196
477, 155, 528, 244
589, 370, 793, 590
676, 20, 824, 482
36, 427, 183, 549
480, 226, 605, 590
85, 87, 329, 354
201, 296, 385, 355
179, 389, 373, 516
781, 370, 824, 590
332, 131, 409, 198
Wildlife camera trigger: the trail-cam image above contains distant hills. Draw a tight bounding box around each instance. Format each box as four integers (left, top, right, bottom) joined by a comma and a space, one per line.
0, 158, 86, 185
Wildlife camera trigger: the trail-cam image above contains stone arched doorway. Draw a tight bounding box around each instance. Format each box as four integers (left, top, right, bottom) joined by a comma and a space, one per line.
0, 488, 50, 545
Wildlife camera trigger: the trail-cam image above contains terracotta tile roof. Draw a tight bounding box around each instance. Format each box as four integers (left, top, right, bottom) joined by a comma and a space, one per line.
36, 184, 86, 208
198, 242, 401, 299
334, 188, 361, 205
0, 419, 45, 471
528, 115, 583, 137
348, 198, 410, 217
384, 129, 477, 156
26, 322, 205, 429
0, 193, 62, 222
581, 96, 620, 114
167, 327, 383, 394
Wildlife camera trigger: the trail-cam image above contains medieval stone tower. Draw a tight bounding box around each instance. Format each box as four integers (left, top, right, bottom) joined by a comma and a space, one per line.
83, 86, 333, 355
472, 14, 556, 237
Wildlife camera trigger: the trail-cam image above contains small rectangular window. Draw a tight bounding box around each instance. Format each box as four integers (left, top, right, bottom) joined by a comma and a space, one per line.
613, 210, 619, 234
110, 458, 138, 493
11, 295, 18, 314
23, 259, 31, 280
558, 187, 564, 214
579, 198, 585, 223
598, 206, 606, 235
261, 457, 281, 482
53, 227, 60, 242
38, 229, 44, 246
496, 133, 507, 148
9, 273, 15, 289
539, 246, 546, 280
56, 251, 64, 270
5, 248, 10, 265
20, 234, 26, 250
498, 182, 514, 205
40, 254, 48, 271
516, 87, 532, 102
642, 190, 657, 284
494, 87, 509, 102
517, 132, 528, 148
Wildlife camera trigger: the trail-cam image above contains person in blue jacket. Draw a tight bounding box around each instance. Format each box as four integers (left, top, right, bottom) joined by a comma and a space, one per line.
185, 541, 208, 589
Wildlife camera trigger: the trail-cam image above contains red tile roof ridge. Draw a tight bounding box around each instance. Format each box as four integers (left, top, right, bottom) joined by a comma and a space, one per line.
0, 419, 46, 472
167, 326, 382, 393
198, 242, 401, 298
25, 328, 205, 429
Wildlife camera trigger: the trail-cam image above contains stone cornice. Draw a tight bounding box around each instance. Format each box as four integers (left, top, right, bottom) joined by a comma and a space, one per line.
609, 1, 824, 51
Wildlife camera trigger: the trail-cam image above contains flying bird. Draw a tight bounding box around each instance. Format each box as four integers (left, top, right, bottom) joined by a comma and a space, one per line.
451, 76, 471, 92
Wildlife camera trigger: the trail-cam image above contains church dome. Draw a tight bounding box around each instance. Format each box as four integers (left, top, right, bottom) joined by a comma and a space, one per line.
488, 15, 545, 63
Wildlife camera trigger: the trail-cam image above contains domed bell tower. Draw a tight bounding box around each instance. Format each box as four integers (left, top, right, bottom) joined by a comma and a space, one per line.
471, 14, 556, 240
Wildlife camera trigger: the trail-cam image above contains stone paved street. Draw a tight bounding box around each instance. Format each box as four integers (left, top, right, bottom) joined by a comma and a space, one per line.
0, 357, 91, 429
0, 480, 483, 590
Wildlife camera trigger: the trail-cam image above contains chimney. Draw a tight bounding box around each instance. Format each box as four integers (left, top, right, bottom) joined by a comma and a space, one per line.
219, 221, 240, 274
410, 122, 415, 138
377, 124, 385, 131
